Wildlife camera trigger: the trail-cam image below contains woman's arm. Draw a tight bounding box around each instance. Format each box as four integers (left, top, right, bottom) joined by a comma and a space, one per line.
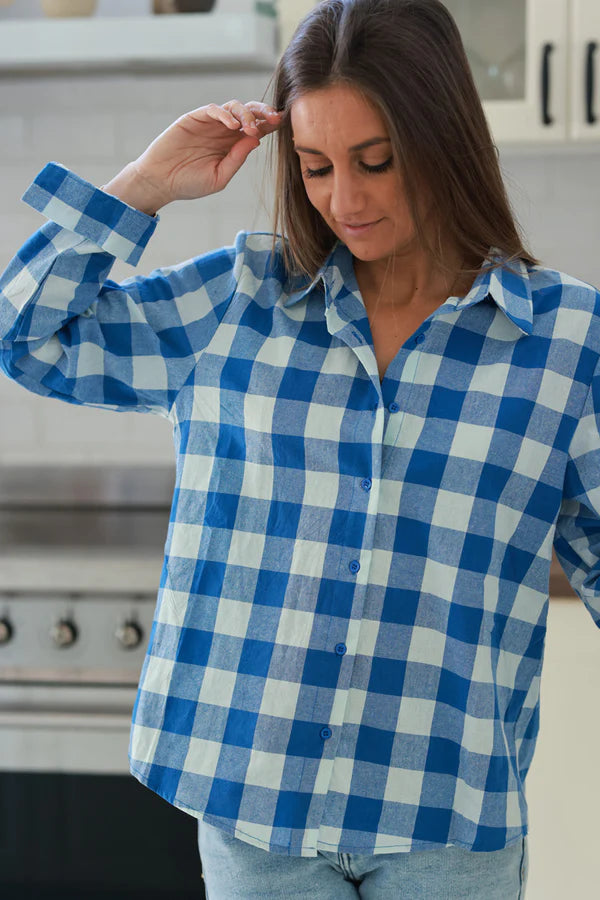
0, 163, 244, 418
0, 100, 281, 418
553, 354, 600, 624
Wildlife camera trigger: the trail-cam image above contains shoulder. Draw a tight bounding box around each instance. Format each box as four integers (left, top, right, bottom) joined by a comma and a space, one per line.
224, 230, 311, 301
231, 230, 287, 279
527, 260, 600, 311
527, 260, 600, 348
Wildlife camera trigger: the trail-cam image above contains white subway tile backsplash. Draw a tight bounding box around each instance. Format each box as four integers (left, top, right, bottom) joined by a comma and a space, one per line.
499, 148, 600, 286
0, 115, 27, 158
113, 111, 182, 162
0, 73, 272, 124
38, 399, 129, 447
0, 166, 45, 213
31, 397, 172, 464
31, 113, 118, 163
500, 157, 556, 205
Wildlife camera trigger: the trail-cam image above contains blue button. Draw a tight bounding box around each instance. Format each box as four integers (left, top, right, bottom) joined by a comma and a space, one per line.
415, 333, 425, 344
360, 477, 372, 491
320, 727, 332, 740
349, 559, 360, 574
335, 643, 347, 656
389, 402, 399, 413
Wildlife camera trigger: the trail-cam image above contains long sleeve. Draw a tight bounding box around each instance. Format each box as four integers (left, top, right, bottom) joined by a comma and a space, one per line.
0, 162, 244, 419
553, 354, 600, 625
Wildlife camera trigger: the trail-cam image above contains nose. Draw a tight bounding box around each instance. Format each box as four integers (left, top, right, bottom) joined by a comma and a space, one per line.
329, 169, 368, 220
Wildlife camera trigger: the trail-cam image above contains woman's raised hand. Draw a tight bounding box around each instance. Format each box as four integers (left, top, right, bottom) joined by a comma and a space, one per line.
103, 100, 282, 215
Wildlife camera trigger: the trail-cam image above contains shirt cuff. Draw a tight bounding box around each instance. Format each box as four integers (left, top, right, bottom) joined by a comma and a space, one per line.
21, 162, 159, 267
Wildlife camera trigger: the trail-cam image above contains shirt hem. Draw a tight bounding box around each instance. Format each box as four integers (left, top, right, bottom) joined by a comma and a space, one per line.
129, 763, 528, 858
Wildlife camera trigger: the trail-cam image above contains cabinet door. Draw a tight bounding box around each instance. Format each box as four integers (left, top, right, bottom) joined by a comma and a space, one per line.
444, 0, 568, 144
569, 0, 600, 140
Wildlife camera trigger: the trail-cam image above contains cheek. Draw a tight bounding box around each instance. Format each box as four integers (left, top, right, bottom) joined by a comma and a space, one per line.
385, 180, 413, 221
382, 174, 403, 205
302, 180, 328, 213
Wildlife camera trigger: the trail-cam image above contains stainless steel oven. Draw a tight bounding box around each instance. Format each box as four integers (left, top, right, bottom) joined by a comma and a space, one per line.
0, 465, 205, 899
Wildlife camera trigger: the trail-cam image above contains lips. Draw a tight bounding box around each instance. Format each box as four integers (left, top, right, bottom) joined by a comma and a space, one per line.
339, 219, 382, 235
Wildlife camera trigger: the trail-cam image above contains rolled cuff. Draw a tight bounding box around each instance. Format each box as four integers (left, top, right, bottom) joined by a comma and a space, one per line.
21, 161, 159, 266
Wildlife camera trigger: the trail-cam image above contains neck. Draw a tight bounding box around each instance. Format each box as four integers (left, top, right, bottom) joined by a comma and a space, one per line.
353, 245, 479, 310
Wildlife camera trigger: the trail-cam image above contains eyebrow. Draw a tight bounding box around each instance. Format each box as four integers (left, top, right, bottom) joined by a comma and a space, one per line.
293, 137, 392, 155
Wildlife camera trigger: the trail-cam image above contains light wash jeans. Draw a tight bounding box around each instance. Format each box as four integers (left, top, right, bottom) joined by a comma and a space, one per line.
197, 819, 528, 899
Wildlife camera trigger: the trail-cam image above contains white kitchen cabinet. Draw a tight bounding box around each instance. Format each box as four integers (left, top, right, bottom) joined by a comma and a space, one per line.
569, 0, 600, 140
445, 0, 600, 145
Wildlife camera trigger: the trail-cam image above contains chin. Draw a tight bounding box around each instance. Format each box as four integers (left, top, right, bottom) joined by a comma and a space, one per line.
348, 242, 394, 260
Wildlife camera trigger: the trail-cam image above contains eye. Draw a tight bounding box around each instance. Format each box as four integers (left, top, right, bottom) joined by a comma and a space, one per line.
304, 157, 394, 178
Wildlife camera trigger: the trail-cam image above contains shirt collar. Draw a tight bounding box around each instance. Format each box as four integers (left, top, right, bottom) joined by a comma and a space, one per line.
283, 240, 533, 336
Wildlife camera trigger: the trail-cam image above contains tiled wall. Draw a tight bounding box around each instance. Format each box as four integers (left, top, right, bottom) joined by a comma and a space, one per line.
0, 3, 599, 466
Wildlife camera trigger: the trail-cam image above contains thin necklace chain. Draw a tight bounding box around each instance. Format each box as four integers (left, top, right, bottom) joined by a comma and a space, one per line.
364, 257, 467, 331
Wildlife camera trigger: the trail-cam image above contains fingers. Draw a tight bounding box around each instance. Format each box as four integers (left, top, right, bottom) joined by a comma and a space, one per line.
220, 99, 281, 136
203, 102, 241, 131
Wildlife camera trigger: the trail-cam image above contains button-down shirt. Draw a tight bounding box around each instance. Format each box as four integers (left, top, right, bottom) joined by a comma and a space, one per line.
1, 162, 599, 857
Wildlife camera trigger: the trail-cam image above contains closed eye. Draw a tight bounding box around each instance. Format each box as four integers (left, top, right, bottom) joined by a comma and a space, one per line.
304, 157, 394, 178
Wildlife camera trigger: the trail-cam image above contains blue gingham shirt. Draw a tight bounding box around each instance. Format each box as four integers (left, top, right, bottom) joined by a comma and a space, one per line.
1, 162, 599, 857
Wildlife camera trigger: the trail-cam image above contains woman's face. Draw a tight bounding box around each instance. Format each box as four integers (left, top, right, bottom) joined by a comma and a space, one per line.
290, 83, 428, 263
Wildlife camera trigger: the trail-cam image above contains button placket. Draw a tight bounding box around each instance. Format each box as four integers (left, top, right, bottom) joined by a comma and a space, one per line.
381, 342, 425, 477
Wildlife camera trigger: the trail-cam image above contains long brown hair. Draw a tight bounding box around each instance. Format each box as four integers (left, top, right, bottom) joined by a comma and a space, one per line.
262, 0, 540, 286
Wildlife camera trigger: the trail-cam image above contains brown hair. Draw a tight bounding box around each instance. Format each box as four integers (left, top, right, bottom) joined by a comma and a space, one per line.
262, 0, 540, 286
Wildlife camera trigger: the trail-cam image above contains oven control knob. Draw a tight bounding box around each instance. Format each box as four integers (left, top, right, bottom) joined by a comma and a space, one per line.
0, 617, 13, 644
50, 619, 78, 648
115, 620, 143, 650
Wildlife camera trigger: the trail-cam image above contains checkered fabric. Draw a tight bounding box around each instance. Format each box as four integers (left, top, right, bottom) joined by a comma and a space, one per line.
1, 162, 599, 857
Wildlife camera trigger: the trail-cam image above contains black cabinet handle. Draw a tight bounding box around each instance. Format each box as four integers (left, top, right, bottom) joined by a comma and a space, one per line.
586, 41, 598, 124
541, 42, 554, 125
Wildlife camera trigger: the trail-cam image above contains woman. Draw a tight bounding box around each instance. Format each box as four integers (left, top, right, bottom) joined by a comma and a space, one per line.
1, 0, 598, 897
